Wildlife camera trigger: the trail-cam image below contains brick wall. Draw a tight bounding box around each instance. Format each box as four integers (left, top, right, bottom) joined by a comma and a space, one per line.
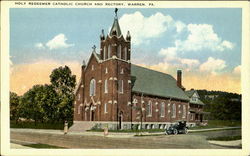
131, 94, 189, 123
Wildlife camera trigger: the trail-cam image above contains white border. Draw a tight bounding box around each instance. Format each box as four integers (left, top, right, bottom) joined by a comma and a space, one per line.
1, 1, 250, 156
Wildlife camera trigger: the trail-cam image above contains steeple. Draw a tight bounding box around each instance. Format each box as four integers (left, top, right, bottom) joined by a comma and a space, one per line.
109, 8, 122, 37
100, 8, 131, 61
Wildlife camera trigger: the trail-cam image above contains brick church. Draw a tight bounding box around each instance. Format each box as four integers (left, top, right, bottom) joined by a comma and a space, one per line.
71, 10, 208, 131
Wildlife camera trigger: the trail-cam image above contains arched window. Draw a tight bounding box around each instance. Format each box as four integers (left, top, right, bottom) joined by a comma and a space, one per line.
172, 103, 176, 118
120, 68, 124, 74
147, 101, 152, 116
108, 45, 111, 58
118, 80, 123, 93
78, 105, 81, 114
90, 79, 96, 96
103, 46, 106, 60
104, 79, 108, 93
117, 45, 122, 59
104, 103, 108, 113
182, 105, 186, 118
78, 94, 80, 101
105, 67, 108, 74
160, 102, 165, 117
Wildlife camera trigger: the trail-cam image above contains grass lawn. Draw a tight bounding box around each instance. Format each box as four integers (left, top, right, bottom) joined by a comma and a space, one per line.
23, 143, 66, 149
207, 135, 241, 141
10, 120, 73, 130
189, 120, 241, 130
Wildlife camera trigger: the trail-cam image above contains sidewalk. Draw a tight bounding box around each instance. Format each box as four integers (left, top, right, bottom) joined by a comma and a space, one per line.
208, 140, 241, 148
188, 126, 241, 133
11, 126, 241, 137
10, 128, 135, 138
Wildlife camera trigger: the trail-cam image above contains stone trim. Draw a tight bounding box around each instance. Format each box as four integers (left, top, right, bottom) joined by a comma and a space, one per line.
73, 121, 190, 125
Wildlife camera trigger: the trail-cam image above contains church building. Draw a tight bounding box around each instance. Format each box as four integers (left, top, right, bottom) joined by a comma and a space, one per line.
71, 10, 207, 131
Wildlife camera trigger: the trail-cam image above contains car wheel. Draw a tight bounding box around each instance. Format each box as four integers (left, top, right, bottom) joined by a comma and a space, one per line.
184, 128, 188, 134
173, 129, 178, 135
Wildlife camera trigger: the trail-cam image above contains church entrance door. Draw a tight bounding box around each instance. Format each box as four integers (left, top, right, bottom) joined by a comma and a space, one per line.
118, 111, 123, 129
90, 104, 95, 121
91, 110, 95, 121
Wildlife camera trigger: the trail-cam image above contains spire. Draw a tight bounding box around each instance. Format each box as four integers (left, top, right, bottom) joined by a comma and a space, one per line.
109, 8, 122, 37
100, 29, 105, 40
126, 31, 131, 41
82, 60, 86, 66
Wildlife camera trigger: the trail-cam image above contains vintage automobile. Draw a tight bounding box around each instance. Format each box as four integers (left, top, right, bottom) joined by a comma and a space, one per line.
165, 121, 188, 135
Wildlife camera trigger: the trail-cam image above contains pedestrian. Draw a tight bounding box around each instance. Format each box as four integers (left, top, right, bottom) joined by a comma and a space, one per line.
64, 120, 68, 134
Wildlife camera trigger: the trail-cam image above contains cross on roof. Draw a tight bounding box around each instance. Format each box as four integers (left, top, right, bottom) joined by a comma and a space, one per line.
115, 8, 118, 16
92, 45, 96, 52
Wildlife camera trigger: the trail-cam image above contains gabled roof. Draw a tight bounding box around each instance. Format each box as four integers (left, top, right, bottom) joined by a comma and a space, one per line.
191, 99, 205, 105
94, 52, 101, 61
185, 90, 196, 97
185, 90, 204, 105
85, 51, 101, 69
109, 17, 122, 37
131, 64, 190, 101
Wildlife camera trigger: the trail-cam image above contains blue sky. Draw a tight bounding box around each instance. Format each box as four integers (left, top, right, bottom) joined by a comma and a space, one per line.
10, 8, 242, 94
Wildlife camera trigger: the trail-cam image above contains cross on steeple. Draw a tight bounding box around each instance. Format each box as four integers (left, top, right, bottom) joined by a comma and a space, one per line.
110, 8, 122, 36
115, 8, 118, 17
92, 45, 96, 52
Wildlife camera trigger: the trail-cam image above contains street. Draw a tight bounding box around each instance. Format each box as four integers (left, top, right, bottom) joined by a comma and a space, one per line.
10, 129, 241, 149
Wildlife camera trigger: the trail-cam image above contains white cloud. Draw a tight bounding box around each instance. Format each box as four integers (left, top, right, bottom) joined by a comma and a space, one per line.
46, 34, 74, 50
35, 42, 45, 49
199, 57, 226, 74
159, 47, 200, 71
175, 21, 186, 33
233, 65, 241, 75
159, 48, 177, 61
220, 40, 234, 50
176, 24, 234, 52
179, 58, 200, 68
119, 12, 234, 52
119, 11, 173, 45
157, 23, 233, 73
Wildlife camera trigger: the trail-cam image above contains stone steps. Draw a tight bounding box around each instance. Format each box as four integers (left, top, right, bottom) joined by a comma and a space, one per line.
69, 122, 96, 132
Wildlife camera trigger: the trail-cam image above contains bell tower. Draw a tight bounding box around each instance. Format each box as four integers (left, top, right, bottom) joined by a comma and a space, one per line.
100, 10, 131, 61
99, 8, 132, 129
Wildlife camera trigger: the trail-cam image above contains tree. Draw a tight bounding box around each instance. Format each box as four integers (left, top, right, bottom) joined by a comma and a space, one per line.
50, 66, 76, 122
50, 66, 76, 95
19, 85, 45, 125
10, 92, 20, 123
37, 84, 60, 122
17, 66, 76, 124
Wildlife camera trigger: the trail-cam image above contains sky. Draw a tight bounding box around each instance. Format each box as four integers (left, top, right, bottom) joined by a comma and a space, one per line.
10, 8, 242, 95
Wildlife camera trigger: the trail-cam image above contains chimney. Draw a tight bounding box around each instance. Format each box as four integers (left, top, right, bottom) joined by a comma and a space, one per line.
177, 69, 182, 88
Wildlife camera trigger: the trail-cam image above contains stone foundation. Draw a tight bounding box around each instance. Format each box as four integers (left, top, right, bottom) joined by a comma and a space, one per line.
73, 121, 197, 131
